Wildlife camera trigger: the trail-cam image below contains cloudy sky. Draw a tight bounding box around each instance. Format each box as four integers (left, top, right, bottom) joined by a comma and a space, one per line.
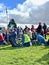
0, 0, 49, 24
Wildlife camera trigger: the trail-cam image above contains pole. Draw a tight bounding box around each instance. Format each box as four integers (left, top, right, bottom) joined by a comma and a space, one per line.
6, 8, 9, 42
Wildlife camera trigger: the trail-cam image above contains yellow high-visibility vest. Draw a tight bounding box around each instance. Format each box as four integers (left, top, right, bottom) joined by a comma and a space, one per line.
24, 34, 31, 43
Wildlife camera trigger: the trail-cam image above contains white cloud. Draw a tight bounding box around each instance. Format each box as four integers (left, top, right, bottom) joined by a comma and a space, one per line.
0, 3, 6, 11
26, 0, 49, 6
0, 0, 49, 24
8, 8, 29, 17
17, 1, 33, 12
17, 0, 49, 13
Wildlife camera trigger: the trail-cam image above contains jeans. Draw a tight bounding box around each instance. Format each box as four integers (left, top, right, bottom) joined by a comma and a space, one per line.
0, 41, 4, 45
9, 38, 17, 47
23, 42, 30, 47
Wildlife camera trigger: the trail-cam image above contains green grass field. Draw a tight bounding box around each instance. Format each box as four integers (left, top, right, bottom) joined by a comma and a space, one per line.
0, 45, 49, 65
0, 35, 49, 65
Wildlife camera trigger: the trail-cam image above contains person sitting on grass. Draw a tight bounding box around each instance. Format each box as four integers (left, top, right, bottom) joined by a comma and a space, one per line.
36, 33, 46, 45
2, 27, 8, 43
22, 30, 31, 47
9, 29, 18, 47
0, 30, 5, 45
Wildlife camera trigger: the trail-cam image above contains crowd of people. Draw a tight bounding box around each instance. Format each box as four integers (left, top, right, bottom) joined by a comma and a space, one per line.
0, 22, 49, 47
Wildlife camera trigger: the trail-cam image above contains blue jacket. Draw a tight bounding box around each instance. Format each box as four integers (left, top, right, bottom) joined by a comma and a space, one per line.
9, 32, 16, 40
37, 34, 45, 44
9, 32, 16, 45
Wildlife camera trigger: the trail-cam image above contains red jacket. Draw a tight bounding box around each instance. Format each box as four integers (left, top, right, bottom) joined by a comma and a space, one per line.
31, 27, 35, 32
0, 33, 4, 41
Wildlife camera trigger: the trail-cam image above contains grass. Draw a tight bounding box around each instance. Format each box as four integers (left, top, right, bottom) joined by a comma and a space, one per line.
0, 35, 49, 65
0, 45, 49, 65
46, 35, 49, 41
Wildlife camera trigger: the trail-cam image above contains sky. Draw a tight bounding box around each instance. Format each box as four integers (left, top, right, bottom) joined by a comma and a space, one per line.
0, 0, 49, 24
0, 0, 26, 9
0, 0, 48, 9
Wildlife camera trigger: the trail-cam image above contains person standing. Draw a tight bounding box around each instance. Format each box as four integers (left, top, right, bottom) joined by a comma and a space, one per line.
43, 23, 47, 39
36, 22, 42, 34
